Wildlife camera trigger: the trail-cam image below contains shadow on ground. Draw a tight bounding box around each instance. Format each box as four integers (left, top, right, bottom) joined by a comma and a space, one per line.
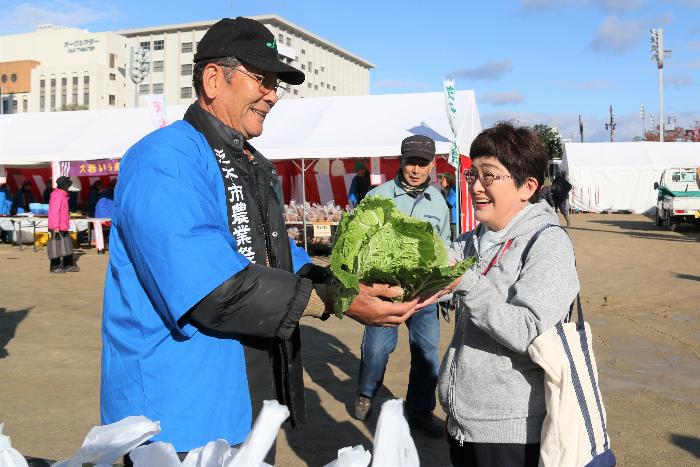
669, 433, 700, 459
567, 214, 700, 243
284, 325, 451, 466
0, 307, 31, 358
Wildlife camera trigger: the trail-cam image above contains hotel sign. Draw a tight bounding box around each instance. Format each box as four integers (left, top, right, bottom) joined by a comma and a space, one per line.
64, 39, 100, 53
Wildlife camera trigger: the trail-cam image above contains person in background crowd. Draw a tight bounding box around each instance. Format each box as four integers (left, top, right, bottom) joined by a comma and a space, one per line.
0, 185, 11, 241
425, 122, 579, 467
353, 135, 451, 438
101, 17, 418, 463
10, 180, 34, 215
94, 181, 116, 254
87, 180, 104, 217
439, 173, 457, 241
347, 161, 371, 207
550, 173, 573, 227
42, 178, 53, 204
48, 176, 80, 273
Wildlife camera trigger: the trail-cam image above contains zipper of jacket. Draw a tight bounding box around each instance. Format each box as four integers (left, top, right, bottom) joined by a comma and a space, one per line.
246, 156, 276, 268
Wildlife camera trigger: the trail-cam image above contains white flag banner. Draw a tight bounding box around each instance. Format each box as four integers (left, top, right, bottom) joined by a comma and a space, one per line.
442, 78, 459, 168
145, 94, 167, 129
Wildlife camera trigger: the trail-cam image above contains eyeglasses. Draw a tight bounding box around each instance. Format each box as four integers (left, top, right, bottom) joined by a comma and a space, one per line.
463, 169, 514, 187
232, 67, 287, 97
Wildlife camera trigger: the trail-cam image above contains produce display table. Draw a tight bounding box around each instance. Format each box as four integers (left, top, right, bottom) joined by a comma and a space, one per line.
285, 221, 339, 253
0, 215, 110, 252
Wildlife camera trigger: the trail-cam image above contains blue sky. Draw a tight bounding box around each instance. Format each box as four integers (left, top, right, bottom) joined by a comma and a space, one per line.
2, 0, 699, 142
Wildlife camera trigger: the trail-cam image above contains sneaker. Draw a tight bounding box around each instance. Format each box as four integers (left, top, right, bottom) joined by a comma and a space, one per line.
63, 265, 80, 273
49, 268, 65, 274
353, 395, 373, 421
408, 412, 444, 438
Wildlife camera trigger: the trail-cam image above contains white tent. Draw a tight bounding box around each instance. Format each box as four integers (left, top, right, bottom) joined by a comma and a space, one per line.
0, 91, 481, 165
561, 142, 700, 214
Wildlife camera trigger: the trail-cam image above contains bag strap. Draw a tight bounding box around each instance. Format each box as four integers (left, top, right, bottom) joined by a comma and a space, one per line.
528, 225, 611, 454
520, 223, 584, 327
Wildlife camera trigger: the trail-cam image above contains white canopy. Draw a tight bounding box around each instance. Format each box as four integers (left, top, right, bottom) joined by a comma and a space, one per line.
0, 91, 481, 165
561, 142, 700, 214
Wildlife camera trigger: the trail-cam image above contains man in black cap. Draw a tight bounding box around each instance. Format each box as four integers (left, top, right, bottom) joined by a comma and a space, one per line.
353, 134, 451, 437
101, 17, 418, 458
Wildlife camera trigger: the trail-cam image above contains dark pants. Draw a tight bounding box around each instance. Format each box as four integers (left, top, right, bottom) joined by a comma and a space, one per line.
450, 223, 457, 242
553, 197, 570, 226
448, 437, 540, 467
357, 304, 440, 418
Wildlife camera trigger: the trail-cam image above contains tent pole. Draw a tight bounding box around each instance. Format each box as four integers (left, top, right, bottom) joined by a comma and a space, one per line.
301, 156, 307, 251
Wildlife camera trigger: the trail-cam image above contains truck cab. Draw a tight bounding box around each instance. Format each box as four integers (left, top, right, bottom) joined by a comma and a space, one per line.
654, 167, 700, 230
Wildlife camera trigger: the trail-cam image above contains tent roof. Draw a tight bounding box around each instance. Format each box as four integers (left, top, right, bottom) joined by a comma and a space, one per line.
0, 91, 481, 165
562, 142, 700, 171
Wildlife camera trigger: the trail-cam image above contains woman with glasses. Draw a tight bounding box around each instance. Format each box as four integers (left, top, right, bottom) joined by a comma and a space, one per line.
427, 122, 580, 466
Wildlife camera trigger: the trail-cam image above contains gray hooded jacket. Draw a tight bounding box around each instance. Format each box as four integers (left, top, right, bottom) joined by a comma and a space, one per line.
438, 200, 579, 444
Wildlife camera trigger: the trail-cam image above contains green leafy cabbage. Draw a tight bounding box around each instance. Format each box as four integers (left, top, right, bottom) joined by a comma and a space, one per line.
330, 196, 476, 317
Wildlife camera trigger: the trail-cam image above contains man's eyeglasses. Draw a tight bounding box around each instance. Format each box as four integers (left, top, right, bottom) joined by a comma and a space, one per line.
463, 169, 514, 186
232, 67, 287, 97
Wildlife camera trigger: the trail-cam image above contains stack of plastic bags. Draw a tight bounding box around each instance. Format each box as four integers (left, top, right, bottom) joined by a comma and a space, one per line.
2, 399, 419, 467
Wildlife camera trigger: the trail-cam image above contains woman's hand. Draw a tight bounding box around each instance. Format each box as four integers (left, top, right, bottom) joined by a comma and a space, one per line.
345, 283, 419, 327
415, 275, 462, 310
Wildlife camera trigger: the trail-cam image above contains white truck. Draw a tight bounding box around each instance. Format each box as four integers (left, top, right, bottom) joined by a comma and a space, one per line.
654, 167, 700, 230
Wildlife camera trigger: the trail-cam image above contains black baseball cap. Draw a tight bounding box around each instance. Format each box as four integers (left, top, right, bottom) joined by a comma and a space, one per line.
400, 135, 436, 161
194, 17, 305, 85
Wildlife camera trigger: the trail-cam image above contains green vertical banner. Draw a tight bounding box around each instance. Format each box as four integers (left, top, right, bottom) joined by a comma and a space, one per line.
443, 78, 459, 168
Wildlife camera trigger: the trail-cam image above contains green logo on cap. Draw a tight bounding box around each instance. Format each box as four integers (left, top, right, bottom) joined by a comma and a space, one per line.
266, 39, 277, 49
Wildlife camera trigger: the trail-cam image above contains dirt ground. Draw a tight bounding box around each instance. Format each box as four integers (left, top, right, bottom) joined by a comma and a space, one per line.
0, 213, 698, 466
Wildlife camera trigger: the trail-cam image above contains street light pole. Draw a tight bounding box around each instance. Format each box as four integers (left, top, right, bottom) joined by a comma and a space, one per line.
604, 105, 616, 142
640, 104, 646, 138
130, 46, 151, 108
650, 28, 672, 143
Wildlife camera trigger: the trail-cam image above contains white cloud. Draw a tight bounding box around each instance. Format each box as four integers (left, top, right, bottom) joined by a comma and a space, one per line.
519, 0, 644, 13
665, 75, 694, 89
480, 91, 525, 106
0, 1, 116, 34
587, 16, 648, 55
451, 60, 513, 81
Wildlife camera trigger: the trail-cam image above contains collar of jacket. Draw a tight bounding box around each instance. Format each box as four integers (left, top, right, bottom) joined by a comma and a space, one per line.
390, 177, 432, 201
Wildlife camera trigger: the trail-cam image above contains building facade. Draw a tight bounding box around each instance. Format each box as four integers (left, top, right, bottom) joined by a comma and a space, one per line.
0, 15, 374, 113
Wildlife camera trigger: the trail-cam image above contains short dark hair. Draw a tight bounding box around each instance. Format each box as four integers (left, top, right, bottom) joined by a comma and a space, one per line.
192, 56, 241, 98
469, 121, 548, 203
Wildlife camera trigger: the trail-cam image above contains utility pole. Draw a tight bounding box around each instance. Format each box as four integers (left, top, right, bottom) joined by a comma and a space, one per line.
640, 104, 646, 139
578, 114, 584, 142
650, 28, 672, 142
604, 105, 616, 142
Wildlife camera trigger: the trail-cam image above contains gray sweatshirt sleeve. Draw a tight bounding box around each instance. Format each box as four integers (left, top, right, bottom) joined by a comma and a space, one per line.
453, 228, 580, 354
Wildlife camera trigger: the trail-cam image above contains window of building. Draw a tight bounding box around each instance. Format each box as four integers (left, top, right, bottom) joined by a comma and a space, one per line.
181, 64, 193, 76
153, 83, 164, 94
72, 76, 78, 104
321, 81, 324, 86
278, 34, 284, 42
140, 41, 151, 50
152, 61, 164, 73
109, 53, 116, 68
23, 99, 28, 112
109, 73, 116, 80
301, 64, 306, 70
61, 78, 67, 107
40, 79, 46, 111
181, 42, 193, 53
83, 75, 90, 106
307, 82, 312, 89
40, 79, 45, 89
321, 66, 325, 72
40, 96, 45, 111
153, 40, 165, 51
12, 100, 17, 112
0, 75, 6, 83
314, 85, 318, 90
181, 87, 192, 98
332, 85, 336, 91
139, 84, 150, 95
109, 95, 116, 106
293, 89, 298, 95
11, 73, 17, 82
314, 69, 318, 75
301, 49, 306, 55
50, 78, 56, 111
308, 61, 312, 69
327, 84, 331, 89
286, 37, 291, 46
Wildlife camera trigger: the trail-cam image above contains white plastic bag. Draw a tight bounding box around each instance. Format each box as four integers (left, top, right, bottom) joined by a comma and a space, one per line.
129, 442, 182, 467
226, 400, 289, 467
182, 439, 235, 467
0, 423, 29, 467
323, 445, 371, 467
53, 416, 160, 467
371, 399, 419, 467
